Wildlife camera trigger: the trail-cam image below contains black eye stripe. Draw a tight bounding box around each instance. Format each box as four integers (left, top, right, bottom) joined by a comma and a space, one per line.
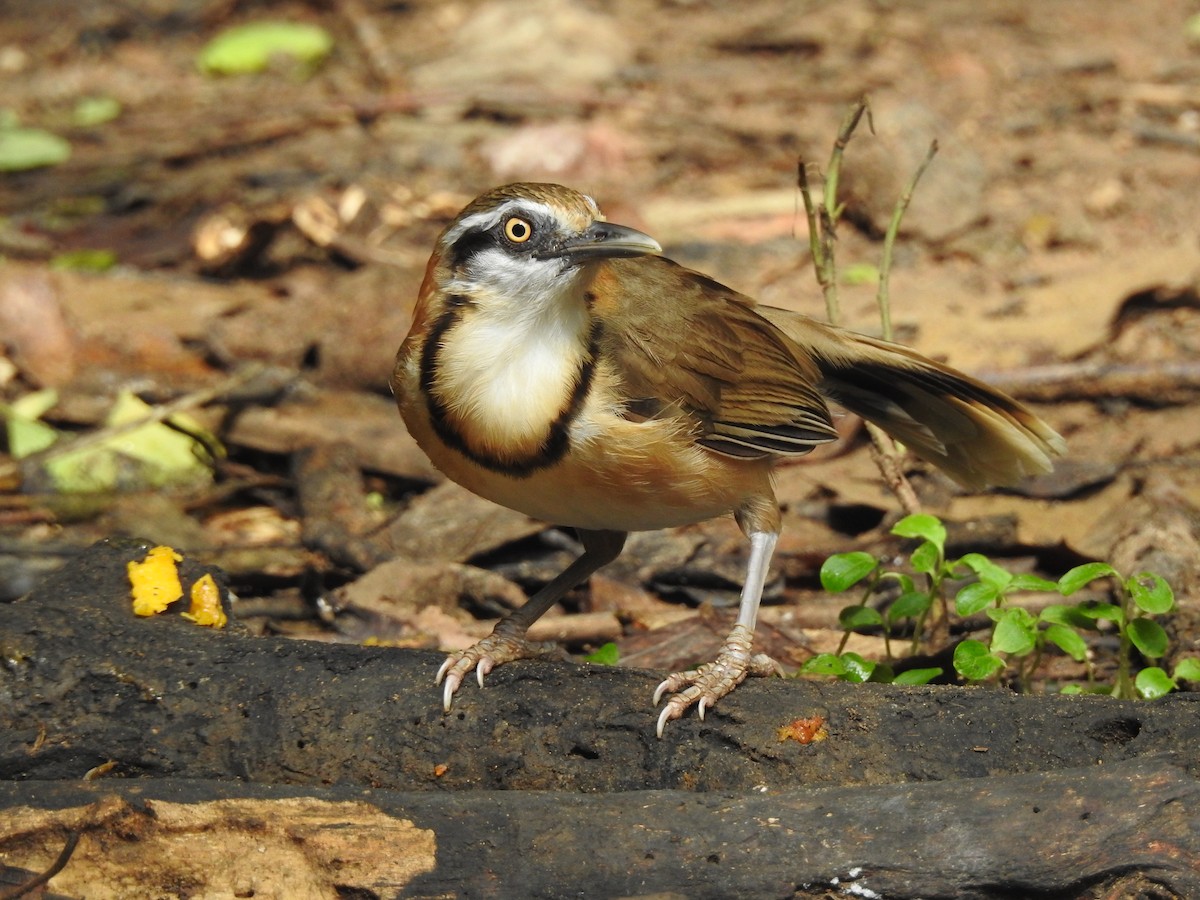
445, 229, 494, 270
446, 214, 547, 269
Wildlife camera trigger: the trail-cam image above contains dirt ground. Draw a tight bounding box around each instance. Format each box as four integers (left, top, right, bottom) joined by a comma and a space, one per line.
2, 0, 1200, 894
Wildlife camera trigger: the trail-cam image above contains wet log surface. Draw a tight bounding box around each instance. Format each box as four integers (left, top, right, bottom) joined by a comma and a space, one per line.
2, 539, 1199, 898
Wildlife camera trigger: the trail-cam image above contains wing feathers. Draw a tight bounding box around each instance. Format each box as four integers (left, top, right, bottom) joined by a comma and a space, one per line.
597, 259, 837, 458
594, 258, 1063, 489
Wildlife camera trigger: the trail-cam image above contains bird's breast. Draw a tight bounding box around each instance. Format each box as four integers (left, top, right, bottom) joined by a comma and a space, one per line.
398, 347, 773, 532
408, 296, 597, 476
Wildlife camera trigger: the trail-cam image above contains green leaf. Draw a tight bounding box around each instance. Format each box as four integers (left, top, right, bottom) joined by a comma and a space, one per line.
891, 513, 946, 552
1, 389, 60, 458
909, 540, 941, 576
840, 262, 879, 286
893, 667, 942, 686
50, 249, 117, 272
1135, 667, 1175, 700
866, 661, 895, 683
820, 551, 878, 592
958, 553, 1013, 590
953, 640, 1005, 681
0, 126, 71, 171
1043, 623, 1088, 662
1186, 12, 1200, 47
955, 581, 999, 617
879, 571, 916, 594
1128, 617, 1168, 658
72, 95, 122, 127
800, 653, 846, 677
1173, 658, 1200, 682
44, 391, 218, 493
1008, 573, 1059, 593
1059, 684, 1084, 695
1058, 562, 1118, 595
581, 642, 618, 665
1075, 602, 1124, 625
888, 590, 932, 622
5, 416, 58, 458
198, 21, 334, 75
9, 389, 59, 421
838, 605, 883, 631
839, 652, 875, 683
990, 608, 1037, 656
1039, 604, 1092, 629
1127, 572, 1174, 615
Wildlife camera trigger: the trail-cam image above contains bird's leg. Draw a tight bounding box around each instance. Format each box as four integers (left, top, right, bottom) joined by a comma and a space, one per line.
654, 529, 783, 737
436, 528, 627, 711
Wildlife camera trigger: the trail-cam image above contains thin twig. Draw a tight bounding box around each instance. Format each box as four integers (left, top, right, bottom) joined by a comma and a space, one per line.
0, 364, 275, 485
796, 161, 829, 306
799, 98, 927, 514
877, 139, 938, 342
797, 96, 872, 325
864, 425, 920, 513
824, 97, 873, 232
976, 358, 1200, 404
0, 831, 80, 900
861, 138, 940, 516
334, 0, 399, 86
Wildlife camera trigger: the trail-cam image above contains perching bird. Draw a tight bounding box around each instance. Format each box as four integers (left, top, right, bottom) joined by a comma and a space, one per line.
391, 182, 1064, 736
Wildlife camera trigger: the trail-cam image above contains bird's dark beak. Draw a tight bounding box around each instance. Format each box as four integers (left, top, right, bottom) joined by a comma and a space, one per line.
539, 221, 662, 262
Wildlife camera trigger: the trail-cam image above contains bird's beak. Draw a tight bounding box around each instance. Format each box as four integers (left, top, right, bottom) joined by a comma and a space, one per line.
539, 221, 663, 262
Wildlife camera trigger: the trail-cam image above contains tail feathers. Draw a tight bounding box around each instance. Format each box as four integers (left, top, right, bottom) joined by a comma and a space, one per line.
759, 309, 1066, 489
820, 357, 1064, 489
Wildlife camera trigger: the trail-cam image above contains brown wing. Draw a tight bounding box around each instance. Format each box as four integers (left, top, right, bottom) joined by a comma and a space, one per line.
591, 258, 838, 458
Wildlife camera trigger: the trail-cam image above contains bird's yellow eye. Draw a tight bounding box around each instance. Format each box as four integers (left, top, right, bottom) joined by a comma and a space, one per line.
504, 217, 533, 243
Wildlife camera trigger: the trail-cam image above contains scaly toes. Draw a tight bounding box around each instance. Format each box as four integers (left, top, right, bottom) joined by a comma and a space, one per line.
653, 648, 783, 737
433, 633, 562, 712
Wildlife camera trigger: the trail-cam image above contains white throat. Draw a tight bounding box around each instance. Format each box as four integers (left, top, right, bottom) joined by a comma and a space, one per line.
437, 249, 593, 452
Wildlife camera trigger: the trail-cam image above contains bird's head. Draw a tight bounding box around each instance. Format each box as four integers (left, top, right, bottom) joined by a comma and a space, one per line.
427, 183, 662, 312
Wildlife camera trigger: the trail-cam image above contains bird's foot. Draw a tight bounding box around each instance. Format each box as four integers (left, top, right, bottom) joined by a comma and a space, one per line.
652, 624, 783, 737
436, 631, 562, 712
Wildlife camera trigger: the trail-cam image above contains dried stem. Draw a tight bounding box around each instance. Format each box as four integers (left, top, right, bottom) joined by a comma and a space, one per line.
798, 96, 872, 325
798, 97, 931, 515
877, 139, 938, 341
864, 138, 940, 515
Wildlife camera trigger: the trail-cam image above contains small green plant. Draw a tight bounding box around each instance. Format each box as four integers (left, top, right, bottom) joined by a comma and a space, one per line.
802, 513, 1198, 699
582, 642, 619, 666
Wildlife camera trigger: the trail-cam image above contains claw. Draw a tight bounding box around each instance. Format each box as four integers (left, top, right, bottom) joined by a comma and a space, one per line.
432, 633, 563, 715
651, 625, 781, 737
652, 679, 668, 707
441, 673, 458, 713
656, 704, 675, 739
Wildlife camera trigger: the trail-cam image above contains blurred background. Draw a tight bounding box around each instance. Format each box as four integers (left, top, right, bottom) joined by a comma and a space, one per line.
2, 0, 1198, 671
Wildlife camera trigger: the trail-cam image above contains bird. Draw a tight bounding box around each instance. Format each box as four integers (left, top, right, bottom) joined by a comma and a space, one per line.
391, 182, 1065, 737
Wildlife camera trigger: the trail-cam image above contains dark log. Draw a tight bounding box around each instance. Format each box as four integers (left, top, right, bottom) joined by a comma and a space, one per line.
3, 539, 1200, 898
3, 539, 1200, 792
1, 761, 1197, 899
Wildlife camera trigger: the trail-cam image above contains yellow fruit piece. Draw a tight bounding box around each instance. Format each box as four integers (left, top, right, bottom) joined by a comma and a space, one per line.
183, 573, 227, 628
128, 546, 183, 616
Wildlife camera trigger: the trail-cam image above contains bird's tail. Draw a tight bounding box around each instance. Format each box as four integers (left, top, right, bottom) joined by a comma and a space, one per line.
758, 308, 1066, 489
